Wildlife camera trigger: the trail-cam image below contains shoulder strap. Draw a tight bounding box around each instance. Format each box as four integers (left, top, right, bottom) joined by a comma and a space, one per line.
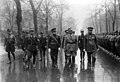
51, 34, 59, 44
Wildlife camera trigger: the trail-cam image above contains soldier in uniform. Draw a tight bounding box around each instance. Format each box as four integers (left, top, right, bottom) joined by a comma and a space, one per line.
38, 32, 47, 61
26, 29, 38, 68
48, 28, 61, 67
4, 29, 16, 64
85, 27, 98, 69
78, 30, 85, 62
20, 31, 28, 60
62, 29, 69, 63
64, 29, 78, 65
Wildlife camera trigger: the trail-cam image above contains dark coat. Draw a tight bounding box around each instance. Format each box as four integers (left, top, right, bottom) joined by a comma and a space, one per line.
78, 35, 85, 50
27, 36, 38, 53
4, 35, 15, 52
38, 36, 47, 50
48, 34, 61, 49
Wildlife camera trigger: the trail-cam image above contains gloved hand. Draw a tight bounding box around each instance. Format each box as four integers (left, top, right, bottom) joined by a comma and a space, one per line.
83, 49, 85, 51
58, 48, 61, 51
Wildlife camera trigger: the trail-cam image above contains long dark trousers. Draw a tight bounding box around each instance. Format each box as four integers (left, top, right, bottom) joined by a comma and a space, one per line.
50, 49, 58, 65
7, 51, 15, 61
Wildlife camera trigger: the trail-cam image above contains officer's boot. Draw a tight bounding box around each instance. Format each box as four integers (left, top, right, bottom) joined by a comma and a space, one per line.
92, 57, 96, 69
83, 51, 85, 61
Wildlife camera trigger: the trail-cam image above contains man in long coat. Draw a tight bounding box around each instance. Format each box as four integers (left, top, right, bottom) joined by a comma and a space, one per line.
4, 29, 16, 64
85, 27, 98, 69
78, 30, 85, 62
48, 28, 61, 67
38, 32, 47, 61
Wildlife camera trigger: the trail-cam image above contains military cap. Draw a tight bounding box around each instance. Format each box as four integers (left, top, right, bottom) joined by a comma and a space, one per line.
68, 29, 73, 34
81, 30, 84, 32
29, 28, 34, 32
87, 27, 94, 30
22, 31, 25, 33
65, 30, 68, 33
51, 28, 56, 32
67, 28, 71, 31
7, 29, 11, 32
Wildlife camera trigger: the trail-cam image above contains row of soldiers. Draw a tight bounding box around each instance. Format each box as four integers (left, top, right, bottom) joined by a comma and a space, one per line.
4, 27, 98, 69
97, 31, 120, 58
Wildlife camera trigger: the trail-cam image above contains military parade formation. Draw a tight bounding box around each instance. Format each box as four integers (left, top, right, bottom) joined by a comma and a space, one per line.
97, 31, 120, 59
4, 26, 99, 70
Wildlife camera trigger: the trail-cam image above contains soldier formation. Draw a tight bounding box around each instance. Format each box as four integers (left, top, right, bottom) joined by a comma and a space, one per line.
4, 27, 98, 70
97, 31, 120, 58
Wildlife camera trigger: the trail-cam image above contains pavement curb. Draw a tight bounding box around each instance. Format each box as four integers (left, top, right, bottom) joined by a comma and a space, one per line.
99, 46, 120, 62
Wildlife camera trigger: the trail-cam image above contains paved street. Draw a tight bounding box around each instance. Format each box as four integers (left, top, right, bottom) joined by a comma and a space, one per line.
0, 46, 120, 82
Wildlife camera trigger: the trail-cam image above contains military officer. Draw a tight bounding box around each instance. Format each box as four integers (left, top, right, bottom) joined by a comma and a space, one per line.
4, 29, 16, 64
48, 28, 61, 67
64, 29, 78, 65
26, 29, 38, 67
85, 27, 98, 69
62, 29, 69, 63
78, 30, 85, 62
38, 32, 47, 61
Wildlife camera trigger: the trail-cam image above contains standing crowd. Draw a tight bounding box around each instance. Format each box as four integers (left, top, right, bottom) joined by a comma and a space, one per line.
4, 26, 98, 69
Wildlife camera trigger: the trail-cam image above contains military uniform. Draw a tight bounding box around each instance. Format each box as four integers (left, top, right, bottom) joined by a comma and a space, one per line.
85, 27, 98, 68
48, 28, 61, 67
38, 32, 47, 61
64, 30, 78, 64
62, 30, 69, 63
27, 31, 38, 66
78, 30, 85, 62
4, 29, 16, 64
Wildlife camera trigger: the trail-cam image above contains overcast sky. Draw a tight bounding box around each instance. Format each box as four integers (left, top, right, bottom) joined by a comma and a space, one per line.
64, 0, 104, 33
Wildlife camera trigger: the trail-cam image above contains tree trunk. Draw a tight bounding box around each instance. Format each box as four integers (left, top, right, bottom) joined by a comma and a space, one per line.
112, 0, 117, 31
14, 0, 22, 37
29, 0, 38, 37
45, 14, 48, 36
33, 12, 38, 36
99, 15, 102, 33
105, 0, 108, 33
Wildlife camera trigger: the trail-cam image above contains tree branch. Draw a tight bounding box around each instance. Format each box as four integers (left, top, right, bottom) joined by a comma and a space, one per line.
21, 0, 31, 9
35, 0, 44, 13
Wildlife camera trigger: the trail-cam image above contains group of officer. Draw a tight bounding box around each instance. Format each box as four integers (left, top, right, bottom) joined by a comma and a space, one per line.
97, 31, 120, 58
4, 26, 98, 69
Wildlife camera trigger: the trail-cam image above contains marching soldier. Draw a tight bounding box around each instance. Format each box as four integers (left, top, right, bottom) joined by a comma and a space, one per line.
38, 32, 47, 61
48, 28, 61, 67
4, 29, 16, 64
64, 29, 78, 65
26, 29, 38, 67
78, 30, 85, 62
62, 29, 69, 63
71, 31, 78, 65
85, 27, 98, 69
20, 31, 28, 60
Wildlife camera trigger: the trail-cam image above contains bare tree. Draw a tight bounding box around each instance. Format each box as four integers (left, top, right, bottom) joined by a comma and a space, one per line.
14, 0, 22, 37
29, 0, 43, 36
21, 0, 43, 36
1, 0, 16, 31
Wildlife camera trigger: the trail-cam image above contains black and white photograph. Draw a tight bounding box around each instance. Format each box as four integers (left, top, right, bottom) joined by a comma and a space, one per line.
0, 0, 120, 82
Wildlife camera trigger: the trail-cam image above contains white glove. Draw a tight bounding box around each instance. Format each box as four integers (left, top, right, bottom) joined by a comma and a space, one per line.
83, 49, 85, 51
48, 48, 51, 52
58, 48, 61, 51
